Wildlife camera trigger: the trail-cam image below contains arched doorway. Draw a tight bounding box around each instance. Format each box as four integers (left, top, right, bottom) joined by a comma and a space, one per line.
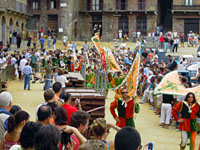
9, 18, 13, 32
118, 15, 129, 37
136, 15, 147, 36
1, 16, 6, 45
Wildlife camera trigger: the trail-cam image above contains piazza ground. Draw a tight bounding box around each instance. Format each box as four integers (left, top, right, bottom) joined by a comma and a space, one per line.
7, 40, 200, 149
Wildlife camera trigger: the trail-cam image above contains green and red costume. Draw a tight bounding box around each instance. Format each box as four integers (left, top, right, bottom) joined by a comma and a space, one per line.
172, 101, 200, 150
110, 96, 140, 128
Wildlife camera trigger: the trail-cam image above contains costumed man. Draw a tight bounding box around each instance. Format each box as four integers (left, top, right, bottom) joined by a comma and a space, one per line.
172, 92, 200, 150
85, 66, 95, 88
110, 71, 125, 99
110, 87, 140, 128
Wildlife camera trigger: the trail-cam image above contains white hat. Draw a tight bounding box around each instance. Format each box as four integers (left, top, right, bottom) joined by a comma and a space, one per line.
0, 92, 12, 106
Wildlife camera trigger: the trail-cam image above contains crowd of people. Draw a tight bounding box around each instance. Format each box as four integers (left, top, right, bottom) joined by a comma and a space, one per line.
0, 28, 200, 150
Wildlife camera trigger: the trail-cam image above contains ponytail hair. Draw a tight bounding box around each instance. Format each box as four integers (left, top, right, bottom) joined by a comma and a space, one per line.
7, 110, 29, 133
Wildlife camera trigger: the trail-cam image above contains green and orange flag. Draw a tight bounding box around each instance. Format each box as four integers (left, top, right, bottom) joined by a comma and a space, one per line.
114, 47, 141, 97
105, 48, 122, 72
154, 70, 200, 102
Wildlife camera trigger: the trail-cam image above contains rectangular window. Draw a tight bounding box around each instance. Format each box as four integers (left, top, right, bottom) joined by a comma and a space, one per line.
33, 1, 38, 10
185, 0, 193, 6
16, 1, 20, 11
50, 0, 57, 9
92, 0, 100, 10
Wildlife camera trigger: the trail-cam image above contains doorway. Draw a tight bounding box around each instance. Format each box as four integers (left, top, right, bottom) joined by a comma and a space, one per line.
158, 0, 173, 32
1, 16, 6, 45
118, 15, 129, 36
184, 19, 199, 41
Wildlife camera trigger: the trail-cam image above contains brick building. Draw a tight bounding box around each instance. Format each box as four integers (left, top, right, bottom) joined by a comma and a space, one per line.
79, 0, 157, 40
0, 0, 31, 45
172, 0, 200, 40
27, 0, 79, 40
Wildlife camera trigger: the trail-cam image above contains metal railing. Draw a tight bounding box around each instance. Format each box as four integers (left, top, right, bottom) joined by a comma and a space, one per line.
94, 69, 107, 97
84, 1, 156, 12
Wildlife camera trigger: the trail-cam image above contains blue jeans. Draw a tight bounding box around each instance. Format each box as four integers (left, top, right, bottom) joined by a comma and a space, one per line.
24, 74, 31, 90
41, 43, 44, 50
164, 42, 168, 52
44, 75, 52, 90
9, 38, 12, 44
48, 40, 51, 48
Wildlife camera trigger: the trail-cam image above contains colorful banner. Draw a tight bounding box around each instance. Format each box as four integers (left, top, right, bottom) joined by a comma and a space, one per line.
105, 48, 122, 72
154, 71, 200, 102
114, 48, 141, 97
91, 34, 106, 66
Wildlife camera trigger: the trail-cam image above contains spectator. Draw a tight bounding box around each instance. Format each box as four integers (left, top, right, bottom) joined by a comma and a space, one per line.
62, 93, 81, 125
56, 69, 69, 98
115, 126, 141, 150
52, 82, 62, 101
37, 105, 52, 125
53, 36, 57, 50
9, 122, 42, 150
35, 124, 60, 150
78, 140, 105, 150
44, 60, 52, 90
83, 41, 89, 53
70, 111, 90, 150
90, 118, 120, 150
0, 110, 29, 150
9, 105, 21, 115
40, 36, 45, 50
0, 92, 13, 141
22, 62, 32, 90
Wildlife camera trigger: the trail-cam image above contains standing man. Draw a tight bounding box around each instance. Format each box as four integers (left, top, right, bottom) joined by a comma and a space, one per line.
44, 60, 52, 90
132, 30, 137, 42
53, 36, 57, 50
173, 37, 179, 53
16, 34, 22, 49
40, 36, 45, 50
23, 62, 32, 90
83, 41, 89, 53
110, 87, 140, 128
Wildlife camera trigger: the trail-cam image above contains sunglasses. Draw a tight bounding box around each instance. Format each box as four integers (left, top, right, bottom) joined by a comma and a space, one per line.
189, 96, 194, 98
122, 92, 128, 94
138, 145, 142, 150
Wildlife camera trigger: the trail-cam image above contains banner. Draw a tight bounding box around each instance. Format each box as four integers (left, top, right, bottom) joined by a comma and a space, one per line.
91, 34, 106, 66
114, 48, 141, 97
154, 71, 200, 102
105, 48, 122, 72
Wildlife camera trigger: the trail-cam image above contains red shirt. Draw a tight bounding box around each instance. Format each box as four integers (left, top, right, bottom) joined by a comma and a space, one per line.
160, 36, 164, 42
62, 104, 78, 125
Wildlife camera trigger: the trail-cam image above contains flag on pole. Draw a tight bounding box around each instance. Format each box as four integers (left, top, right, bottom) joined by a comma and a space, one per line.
105, 48, 122, 72
114, 47, 141, 97
91, 34, 106, 66
154, 71, 200, 102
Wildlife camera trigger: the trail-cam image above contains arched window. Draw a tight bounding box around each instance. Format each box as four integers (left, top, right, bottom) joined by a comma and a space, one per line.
136, 15, 147, 36
118, 15, 129, 35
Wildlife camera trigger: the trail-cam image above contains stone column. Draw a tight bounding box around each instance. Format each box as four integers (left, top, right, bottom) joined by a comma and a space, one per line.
40, 0, 48, 33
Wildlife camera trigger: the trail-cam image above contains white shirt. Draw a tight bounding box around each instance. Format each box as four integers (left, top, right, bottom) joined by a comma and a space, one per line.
68, 43, 73, 50
120, 42, 126, 48
11, 57, 17, 65
56, 75, 68, 88
19, 58, 27, 71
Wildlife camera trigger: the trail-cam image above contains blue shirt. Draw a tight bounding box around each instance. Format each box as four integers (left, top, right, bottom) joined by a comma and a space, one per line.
0, 108, 11, 131
23, 65, 32, 75
125, 57, 131, 65
40, 38, 45, 44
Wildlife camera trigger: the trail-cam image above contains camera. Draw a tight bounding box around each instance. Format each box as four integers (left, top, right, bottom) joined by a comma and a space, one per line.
148, 142, 154, 150
61, 131, 72, 145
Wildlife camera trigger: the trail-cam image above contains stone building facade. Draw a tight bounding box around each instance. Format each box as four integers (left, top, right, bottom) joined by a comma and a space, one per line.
0, 0, 31, 45
172, 0, 200, 40
27, 0, 79, 40
79, 0, 157, 41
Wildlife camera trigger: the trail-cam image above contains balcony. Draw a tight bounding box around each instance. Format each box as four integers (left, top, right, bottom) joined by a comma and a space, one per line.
81, 1, 156, 13
0, 0, 31, 16
173, 1, 200, 11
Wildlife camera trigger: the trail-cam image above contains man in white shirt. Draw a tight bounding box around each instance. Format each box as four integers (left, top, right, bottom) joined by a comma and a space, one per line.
172, 37, 179, 53
19, 56, 27, 80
